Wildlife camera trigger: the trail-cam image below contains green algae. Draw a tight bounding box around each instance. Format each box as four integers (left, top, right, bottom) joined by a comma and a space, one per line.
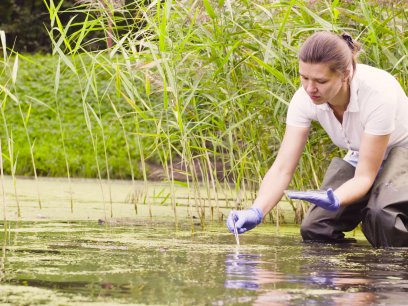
1, 220, 408, 305
0, 179, 408, 305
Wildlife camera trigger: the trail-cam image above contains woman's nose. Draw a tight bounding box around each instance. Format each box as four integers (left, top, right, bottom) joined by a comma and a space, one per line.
307, 82, 317, 93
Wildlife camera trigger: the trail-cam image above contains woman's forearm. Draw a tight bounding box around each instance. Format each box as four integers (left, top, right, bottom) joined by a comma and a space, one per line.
335, 134, 390, 206
252, 165, 294, 216
334, 175, 373, 206
251, 125, 310, 216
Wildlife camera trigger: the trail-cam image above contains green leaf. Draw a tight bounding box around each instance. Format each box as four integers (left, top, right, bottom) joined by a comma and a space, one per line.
0, 85, 19, 104
145, 73, 151, 96
12, 54, 19, 85
0, 30, 6, 62
26, 96, 57, 114
54, 57, 61, 95
203, 0, 217, 19
245, 51, 287, 84
25, 104, 32, 126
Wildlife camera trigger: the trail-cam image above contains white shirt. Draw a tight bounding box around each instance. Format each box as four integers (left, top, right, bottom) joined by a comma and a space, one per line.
286, 64, 408, 165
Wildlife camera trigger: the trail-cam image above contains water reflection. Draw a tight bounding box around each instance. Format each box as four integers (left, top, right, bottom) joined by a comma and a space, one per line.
301, 243, 408, 291
300, 244, 375, 292
252, 291, 377, 306
0, 230, 5, 283
224, 251, 263, 290
224, 245, 381, 305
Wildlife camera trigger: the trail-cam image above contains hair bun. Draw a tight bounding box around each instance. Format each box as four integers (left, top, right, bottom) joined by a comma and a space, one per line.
340, 33, 355, 51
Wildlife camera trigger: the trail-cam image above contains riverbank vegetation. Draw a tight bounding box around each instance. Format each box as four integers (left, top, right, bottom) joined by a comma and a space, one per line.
1, 0, 407, 222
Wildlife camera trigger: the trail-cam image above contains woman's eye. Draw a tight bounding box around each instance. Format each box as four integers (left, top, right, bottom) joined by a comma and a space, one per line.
317, 80, 327, 84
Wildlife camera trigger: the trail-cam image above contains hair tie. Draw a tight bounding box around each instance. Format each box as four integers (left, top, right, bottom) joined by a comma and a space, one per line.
341, 33, 354, 51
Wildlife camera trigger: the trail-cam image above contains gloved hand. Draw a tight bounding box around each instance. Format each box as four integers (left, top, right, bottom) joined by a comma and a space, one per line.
226, 207, 263, 234
286, 188, 340, 212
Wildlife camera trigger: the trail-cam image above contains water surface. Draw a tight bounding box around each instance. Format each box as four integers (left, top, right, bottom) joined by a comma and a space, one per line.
1, 220, 408, 305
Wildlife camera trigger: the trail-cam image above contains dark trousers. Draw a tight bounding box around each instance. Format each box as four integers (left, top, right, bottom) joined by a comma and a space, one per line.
300, 147, 408, 247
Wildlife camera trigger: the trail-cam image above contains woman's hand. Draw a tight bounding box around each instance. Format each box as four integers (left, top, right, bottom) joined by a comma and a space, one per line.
286, 188, 340, 211
226, 207, 263, 234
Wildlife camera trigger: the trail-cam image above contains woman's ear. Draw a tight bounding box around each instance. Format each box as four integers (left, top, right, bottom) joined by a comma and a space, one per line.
342, 68, 352, 82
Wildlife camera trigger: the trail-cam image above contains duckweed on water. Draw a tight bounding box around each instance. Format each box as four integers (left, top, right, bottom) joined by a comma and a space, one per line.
1, 220, 408, 305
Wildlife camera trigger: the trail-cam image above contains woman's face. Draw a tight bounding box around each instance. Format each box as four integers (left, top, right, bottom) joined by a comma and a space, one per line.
299, 61, 348, 106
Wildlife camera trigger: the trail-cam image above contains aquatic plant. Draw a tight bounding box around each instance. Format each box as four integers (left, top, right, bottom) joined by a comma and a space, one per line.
0, 30, 43, 214
2, 0, 407, 224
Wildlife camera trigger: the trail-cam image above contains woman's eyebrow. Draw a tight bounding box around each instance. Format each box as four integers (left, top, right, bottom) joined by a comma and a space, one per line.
299, 73, 327, 82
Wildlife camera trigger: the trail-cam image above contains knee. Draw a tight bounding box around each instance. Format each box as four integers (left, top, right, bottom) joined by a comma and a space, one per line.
300, 217, 317, 240
362, 202, 407, 247
363, 204, 390, 230
363, 203, 398, 241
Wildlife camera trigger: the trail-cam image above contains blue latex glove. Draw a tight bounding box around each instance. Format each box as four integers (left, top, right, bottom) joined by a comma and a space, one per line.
226, 207, 263, 234
286, 188, 340, 212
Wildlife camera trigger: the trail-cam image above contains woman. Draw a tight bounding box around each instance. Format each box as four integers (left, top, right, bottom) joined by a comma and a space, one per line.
226, 31, 408, 247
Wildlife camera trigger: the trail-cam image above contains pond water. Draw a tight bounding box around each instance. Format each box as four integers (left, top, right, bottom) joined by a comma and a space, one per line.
1, 220, 408, 305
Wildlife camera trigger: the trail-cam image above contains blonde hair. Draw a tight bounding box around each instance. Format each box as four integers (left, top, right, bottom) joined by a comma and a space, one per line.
298, 31, 362, 74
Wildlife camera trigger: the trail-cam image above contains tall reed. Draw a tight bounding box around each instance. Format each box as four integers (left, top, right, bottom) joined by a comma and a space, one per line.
0, 31, 20, 217
0, 141, 6, 225
54, 58, 74, 212
30, 0, 408, 224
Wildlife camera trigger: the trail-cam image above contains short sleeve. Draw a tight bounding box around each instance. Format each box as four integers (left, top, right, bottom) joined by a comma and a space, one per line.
286, 87, 316, 128
363, 91, 397, 135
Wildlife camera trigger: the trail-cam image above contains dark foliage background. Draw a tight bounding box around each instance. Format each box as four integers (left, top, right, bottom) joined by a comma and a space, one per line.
1, 0, 147, 53
0, 0, 79, 53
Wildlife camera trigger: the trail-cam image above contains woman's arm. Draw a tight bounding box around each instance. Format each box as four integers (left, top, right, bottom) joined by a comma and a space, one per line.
253, 125, 310, 216
334, 133, 390, 205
